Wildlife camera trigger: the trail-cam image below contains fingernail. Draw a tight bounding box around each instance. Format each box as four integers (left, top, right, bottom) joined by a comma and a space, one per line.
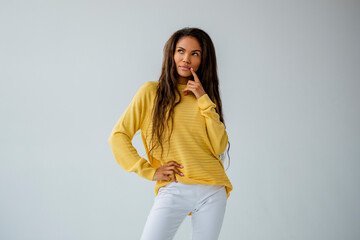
191, 67, 193, 70
180, 165, 184, 168
180, 173, 184, 176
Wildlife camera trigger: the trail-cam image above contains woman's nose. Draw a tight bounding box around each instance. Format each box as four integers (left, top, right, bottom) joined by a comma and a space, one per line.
182, 54, 190, 63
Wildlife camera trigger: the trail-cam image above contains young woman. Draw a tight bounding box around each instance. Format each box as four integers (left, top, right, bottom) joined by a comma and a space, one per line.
108, 27, 233, 240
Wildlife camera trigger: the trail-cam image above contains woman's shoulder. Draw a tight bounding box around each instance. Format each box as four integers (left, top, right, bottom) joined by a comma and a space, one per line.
133, 81, 158, 101
140, 81, 159, 90
136, 81, 158, 95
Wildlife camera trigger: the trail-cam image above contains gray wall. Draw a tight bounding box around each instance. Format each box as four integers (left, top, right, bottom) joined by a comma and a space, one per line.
1, 0, 359, 239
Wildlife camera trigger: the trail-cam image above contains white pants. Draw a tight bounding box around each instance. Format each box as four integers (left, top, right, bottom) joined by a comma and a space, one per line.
140, 182, 227, 240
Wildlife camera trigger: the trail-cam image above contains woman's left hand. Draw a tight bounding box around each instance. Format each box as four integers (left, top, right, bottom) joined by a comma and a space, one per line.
182, 68, 206, 99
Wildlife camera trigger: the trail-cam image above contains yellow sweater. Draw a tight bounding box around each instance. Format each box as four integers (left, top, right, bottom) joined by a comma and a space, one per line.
108, 81, 233, 211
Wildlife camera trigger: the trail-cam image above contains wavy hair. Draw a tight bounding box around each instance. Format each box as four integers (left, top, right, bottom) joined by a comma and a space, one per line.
147, 27, 231, 170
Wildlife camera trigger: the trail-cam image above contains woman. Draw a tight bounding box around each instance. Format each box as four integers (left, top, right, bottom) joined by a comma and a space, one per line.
108, 27, 233, 240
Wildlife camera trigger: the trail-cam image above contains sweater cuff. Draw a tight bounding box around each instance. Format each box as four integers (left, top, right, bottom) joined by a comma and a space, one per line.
197, 94, 216, 110
133, 158, 158, 181
138, 166, 157, 181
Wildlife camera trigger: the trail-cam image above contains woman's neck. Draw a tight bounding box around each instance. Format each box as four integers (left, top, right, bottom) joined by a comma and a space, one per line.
177, 76, 191, 85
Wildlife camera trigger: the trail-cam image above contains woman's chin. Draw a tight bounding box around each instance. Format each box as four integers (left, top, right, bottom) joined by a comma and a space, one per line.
177, 73, 192, 79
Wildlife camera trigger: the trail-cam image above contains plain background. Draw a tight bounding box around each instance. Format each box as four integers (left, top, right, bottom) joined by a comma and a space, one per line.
1, 0, 359, 239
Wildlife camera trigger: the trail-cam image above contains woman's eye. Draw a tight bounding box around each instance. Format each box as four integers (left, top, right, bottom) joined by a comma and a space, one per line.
193, 52, 199, 56
178, 49, 184, 53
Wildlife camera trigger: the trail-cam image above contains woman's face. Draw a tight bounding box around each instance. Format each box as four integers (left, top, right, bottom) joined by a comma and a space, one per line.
174, 36, 202, 82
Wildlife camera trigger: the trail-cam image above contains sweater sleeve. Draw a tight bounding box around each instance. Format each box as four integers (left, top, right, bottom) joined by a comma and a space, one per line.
108, 82, 157, 181
197, 93, 229, 156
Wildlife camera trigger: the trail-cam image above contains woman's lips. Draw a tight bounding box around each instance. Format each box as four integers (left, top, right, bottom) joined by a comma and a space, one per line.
180, 66, 190, 71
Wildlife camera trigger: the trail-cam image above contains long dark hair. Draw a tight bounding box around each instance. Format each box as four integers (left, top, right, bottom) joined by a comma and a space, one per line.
147, 27, 231, 170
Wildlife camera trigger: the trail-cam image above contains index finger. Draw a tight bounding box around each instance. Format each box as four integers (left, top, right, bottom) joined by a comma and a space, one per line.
167, 161, 184, 168
190, 67, 200, 82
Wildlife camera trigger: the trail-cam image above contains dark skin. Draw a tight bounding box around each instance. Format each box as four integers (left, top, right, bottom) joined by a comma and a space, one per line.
152, 161, 184, 182
182, 67, 206, 99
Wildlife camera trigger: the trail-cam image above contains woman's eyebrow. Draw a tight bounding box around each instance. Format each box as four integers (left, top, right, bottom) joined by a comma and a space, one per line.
177, 46, 202, 52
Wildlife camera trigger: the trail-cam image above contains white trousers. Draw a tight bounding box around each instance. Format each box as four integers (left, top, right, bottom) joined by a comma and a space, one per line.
140, 182, 227, 240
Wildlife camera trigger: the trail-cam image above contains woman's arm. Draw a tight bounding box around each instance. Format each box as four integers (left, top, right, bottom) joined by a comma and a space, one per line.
108, 82, 157, 181
182, 68, 229, 156
197, 94, 229, 156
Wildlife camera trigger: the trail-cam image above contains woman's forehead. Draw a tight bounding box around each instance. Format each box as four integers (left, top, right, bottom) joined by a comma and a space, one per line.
176, 36, 202, 51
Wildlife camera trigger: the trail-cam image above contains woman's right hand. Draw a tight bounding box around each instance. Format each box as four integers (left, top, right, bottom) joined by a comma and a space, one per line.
152, 161, 184, 182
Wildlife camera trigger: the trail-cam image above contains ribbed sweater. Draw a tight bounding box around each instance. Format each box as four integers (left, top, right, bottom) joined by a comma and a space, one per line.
108, 81, 233, 214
